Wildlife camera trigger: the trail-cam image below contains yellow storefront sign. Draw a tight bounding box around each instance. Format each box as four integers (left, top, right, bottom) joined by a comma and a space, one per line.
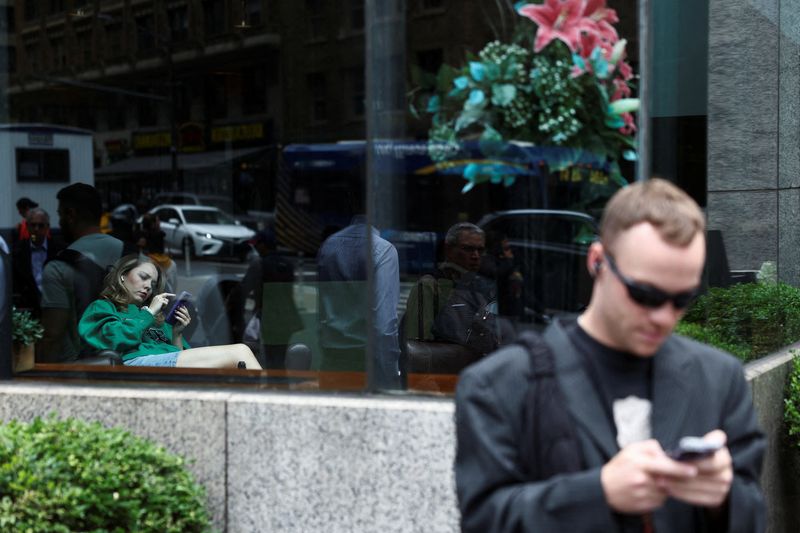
211, 123, 264, 143
133, 132, 172, 150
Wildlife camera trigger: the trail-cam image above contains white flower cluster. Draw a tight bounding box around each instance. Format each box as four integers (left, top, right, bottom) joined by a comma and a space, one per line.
478, 41, 534, 129
530, 56, 582, 144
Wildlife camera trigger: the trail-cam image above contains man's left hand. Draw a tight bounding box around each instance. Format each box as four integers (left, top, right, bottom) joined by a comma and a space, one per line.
659, 429, 733, 508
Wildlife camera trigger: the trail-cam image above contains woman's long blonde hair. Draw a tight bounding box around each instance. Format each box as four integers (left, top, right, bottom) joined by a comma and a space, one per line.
101, 254, 166, 318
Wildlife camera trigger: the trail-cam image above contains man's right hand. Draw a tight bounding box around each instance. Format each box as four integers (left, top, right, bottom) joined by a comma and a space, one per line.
601, 439, 698, 514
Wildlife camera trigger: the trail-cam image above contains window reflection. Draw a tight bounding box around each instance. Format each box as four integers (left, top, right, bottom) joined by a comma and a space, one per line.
3, 0, 644, 395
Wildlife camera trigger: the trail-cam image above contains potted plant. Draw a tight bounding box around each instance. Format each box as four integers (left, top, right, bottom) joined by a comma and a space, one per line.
11, 307, 43, 372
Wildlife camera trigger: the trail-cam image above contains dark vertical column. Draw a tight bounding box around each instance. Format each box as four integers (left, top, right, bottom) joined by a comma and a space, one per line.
365, 0, 407, 390
0, 5, 11, 378
0, 248, 11, 379
637, 0, 652, 182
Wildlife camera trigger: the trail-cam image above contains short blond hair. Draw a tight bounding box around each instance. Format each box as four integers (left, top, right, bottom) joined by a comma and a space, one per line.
600, 178, 705, 250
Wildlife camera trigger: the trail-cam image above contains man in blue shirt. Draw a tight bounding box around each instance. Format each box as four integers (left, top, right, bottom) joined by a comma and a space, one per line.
317, 216, 401, 389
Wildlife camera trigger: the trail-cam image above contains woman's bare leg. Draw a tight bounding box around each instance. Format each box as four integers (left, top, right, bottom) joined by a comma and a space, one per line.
175, 343, 263, 369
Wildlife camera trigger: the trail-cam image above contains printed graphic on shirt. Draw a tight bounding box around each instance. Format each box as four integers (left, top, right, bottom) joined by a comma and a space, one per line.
614, 395, 652, 448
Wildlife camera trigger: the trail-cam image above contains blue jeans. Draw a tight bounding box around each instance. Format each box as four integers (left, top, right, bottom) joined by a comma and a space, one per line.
124, 351, 180, 367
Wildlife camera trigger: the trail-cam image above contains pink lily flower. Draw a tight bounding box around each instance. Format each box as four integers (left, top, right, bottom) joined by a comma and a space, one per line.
612, 78, 632, 100
519, 0, 586, 53
618, 60, 634, 80
577, 31, 612, 59
619, 112, 637, 135
582, 0, 619, 42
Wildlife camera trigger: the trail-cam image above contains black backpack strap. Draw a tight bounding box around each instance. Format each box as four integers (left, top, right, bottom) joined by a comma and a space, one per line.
516, 331, 583, 480
413, 273, 441, 340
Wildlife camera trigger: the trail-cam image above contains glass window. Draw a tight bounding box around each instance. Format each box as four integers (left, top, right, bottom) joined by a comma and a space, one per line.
48, 0, 63, 16
50, 37, 65, 71
104, 23, 123, 60
344, 67, 364, 120
169, 6, 190, 44
421, 0, 444, 12
16, 148, 70, 183
135, 14, 156, 53
75, 30, 91, 67
306, 0, 326, 41
245, 0, 262, 27
203, 0, 226, 37
24, 0, 37, 21
3, 5, 16, 33
307, 72, 327, 123
6, 0, 747, 399
349, 0, 364, 31
242, 65, 267, 114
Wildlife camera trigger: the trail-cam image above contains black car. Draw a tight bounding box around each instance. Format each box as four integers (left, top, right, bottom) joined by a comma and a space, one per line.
478, 209, 598, 317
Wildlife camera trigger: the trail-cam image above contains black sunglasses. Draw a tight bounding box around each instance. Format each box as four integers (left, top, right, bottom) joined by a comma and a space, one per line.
603, 254, 698, 309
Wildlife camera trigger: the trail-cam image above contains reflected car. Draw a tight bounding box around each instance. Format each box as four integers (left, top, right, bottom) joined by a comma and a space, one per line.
477, 209, 598, 315
151, 192, 274, 232
145, 204, 256, 260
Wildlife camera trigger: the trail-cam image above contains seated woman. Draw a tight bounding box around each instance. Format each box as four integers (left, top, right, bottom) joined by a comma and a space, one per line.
79, 254, 262, 369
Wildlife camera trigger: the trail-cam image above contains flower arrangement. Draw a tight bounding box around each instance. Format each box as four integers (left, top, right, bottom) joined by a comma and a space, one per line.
413, 0, 639, 192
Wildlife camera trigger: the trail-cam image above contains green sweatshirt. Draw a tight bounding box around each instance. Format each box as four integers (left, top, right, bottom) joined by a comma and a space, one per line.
79, 299, 189, 362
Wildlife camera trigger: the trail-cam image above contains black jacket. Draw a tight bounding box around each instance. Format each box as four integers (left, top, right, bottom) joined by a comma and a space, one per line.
12, 237, 64, 317
455, 320, 766, 532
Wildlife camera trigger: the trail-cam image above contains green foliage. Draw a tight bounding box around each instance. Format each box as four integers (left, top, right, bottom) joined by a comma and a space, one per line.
673, 322, 751, 361
678, 282, 800, 362
0, 417, 212, 532
11, 307, 44, 346
784, 353, 800, 450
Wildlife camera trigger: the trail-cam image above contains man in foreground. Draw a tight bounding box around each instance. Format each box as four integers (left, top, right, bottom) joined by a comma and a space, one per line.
455, 179, 765, 531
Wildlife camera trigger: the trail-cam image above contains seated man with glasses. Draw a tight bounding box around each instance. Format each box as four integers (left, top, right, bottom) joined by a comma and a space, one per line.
404, 222, 503, 357
455, 179, 765, 532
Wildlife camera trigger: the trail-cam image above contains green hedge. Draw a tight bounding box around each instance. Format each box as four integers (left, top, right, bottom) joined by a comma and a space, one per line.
785, 354, 800, 451
0, 417, 212, 532
677, 282, 800, 362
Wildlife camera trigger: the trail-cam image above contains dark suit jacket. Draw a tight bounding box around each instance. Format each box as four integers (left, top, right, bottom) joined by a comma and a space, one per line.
455, 320, 766, 532
12, 237, 64, 317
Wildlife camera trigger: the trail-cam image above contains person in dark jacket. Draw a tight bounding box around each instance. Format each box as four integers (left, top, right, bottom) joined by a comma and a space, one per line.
12, 207, 64, 317
455, 179, 765, 532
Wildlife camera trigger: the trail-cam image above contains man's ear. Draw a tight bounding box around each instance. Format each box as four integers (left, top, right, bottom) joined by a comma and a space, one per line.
587, 242, 604, 277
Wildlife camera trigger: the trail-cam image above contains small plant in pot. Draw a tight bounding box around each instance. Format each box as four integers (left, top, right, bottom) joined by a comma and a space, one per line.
11, 307, 43, 372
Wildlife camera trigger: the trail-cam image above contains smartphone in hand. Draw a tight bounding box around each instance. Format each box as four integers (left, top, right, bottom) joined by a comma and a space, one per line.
667, 436, 724, 462
165, 291, 192, 325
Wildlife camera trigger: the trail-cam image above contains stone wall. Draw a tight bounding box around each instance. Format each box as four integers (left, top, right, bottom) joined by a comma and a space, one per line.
0, 347, 796, 532
0, 385, 457, 533
707, 0, 800, 284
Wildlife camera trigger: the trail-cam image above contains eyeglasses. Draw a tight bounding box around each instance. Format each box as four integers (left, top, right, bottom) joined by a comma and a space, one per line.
603, 253, 698, 310
459, 244, 486, 255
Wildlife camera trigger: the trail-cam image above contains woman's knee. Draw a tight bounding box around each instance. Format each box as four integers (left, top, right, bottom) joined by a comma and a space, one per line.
233, 343, 254, 357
